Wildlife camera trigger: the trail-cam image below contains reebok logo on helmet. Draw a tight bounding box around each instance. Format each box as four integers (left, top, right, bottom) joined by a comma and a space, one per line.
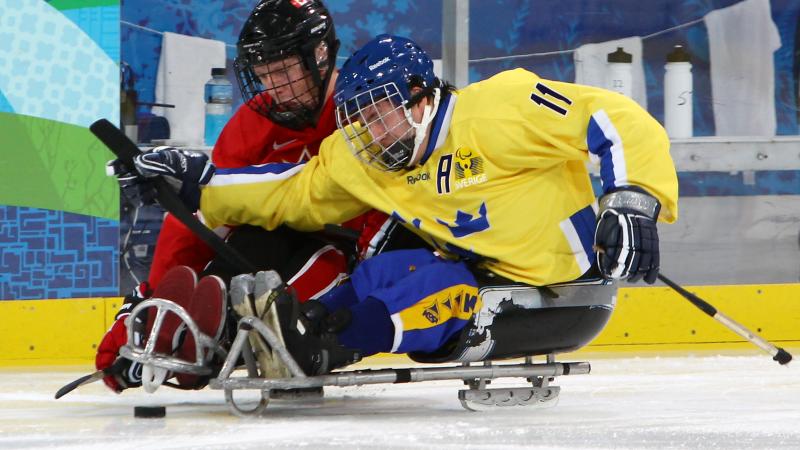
369, 57, 390, 71
310, 23, 326, 34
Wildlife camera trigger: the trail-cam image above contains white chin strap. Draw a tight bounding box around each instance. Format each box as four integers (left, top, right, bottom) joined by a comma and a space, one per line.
403, 87, 441, 168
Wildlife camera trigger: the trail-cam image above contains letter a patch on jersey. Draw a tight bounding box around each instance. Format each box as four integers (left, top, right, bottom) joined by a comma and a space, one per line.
437, 154, 452, 194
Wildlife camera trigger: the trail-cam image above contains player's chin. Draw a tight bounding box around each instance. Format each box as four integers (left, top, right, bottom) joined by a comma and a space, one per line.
277, 99, 316, 112
380, 139, 415, 170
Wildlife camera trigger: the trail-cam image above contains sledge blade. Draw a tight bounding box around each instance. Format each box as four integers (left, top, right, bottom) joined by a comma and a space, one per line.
458, 386, 560, 411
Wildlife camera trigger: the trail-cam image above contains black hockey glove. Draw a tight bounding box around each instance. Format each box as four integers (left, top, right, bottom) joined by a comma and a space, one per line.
594, 187, 661, 284
108, 146, 215, 211
131, 146, 215, 211
106, 159, 157, 208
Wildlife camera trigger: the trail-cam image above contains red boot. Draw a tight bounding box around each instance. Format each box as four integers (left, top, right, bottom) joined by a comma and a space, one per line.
175, 275, 228, 389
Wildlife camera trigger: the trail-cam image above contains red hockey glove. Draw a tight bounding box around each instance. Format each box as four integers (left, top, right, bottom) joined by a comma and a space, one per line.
95, 282, 151, 393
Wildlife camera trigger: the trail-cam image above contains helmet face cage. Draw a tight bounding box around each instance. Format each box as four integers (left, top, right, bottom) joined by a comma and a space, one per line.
336, 82, 415, 171
234, 0, 338, 130
235, 46, 329, 129
334, 34, 439, 171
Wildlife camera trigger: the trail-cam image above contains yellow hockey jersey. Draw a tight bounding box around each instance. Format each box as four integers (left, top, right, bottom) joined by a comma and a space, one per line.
201, 69, 678, 286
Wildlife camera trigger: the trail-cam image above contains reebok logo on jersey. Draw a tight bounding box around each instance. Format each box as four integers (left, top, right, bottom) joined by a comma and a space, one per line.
406, 171, 430, 185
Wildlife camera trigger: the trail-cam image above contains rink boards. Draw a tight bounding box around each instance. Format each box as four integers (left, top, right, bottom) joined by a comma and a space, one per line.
1, 283, 798, 366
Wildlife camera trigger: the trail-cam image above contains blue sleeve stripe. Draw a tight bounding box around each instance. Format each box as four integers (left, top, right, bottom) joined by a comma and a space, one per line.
209, 162, 305, 186
215, 162, 304, 175
559, 204, 597, 275
571, 204, 598, 259
587, 110, 628, 193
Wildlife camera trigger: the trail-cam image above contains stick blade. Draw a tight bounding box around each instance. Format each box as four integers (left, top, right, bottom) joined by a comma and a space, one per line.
774, 348, 793, 365
54, 372, 101, 399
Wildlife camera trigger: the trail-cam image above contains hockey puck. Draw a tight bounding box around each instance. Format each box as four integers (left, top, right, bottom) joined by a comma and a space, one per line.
134, 406, 166, 418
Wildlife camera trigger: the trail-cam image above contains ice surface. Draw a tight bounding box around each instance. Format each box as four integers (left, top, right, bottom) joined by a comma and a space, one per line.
1, 354, 798, 449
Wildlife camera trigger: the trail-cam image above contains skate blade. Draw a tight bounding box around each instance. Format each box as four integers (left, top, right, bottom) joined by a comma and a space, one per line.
268, 386, 324, 401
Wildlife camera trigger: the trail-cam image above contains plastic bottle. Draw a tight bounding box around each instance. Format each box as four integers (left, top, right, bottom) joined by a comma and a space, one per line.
664, 45, 693, 139
606, 47, 633, 98
120, 62, 138, 143
204, 67, 233, 147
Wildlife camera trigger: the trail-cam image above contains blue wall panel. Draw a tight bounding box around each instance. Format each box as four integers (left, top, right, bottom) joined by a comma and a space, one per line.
0, 206, 118, 300
121, 0, 800, 136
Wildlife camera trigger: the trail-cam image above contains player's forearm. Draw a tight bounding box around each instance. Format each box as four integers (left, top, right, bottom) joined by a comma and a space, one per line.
612, 120, 678, 223
200, 179, 298, 230
199, 162, 370, 231
586, 94, 679, 223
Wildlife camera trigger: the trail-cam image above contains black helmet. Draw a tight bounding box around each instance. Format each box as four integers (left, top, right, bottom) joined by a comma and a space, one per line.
234, 0, 339, 130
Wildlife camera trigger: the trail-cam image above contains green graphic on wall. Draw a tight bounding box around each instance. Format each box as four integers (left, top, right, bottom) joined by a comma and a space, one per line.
0, 113, 118, 220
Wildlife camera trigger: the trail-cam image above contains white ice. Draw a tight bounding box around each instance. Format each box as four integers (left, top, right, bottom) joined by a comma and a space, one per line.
1, 354, 798, 449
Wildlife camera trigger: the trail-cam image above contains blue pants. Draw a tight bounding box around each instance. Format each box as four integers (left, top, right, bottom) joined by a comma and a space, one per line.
320, 249, 480, 355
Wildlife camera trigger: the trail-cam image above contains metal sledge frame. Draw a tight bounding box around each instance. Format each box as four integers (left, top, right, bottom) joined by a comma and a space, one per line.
108, 267, 612, 415
208, 314, 592, 417
119, 299, 229, 392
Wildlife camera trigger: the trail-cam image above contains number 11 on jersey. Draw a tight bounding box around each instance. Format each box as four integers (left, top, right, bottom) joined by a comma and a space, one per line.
530, 82, 572, 116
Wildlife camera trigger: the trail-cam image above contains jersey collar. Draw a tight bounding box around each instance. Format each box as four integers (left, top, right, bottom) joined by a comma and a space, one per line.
417, 91, 457, 166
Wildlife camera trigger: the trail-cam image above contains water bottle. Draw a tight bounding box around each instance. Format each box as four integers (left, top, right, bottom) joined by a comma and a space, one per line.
204, 67, 233, 147
664, 45, 693, 139
606, 47, 633, 98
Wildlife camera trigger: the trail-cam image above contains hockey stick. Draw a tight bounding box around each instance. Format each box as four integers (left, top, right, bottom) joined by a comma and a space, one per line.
54, 358, 129, 399
658, 273, 792, 365
89, 119, 256, 273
